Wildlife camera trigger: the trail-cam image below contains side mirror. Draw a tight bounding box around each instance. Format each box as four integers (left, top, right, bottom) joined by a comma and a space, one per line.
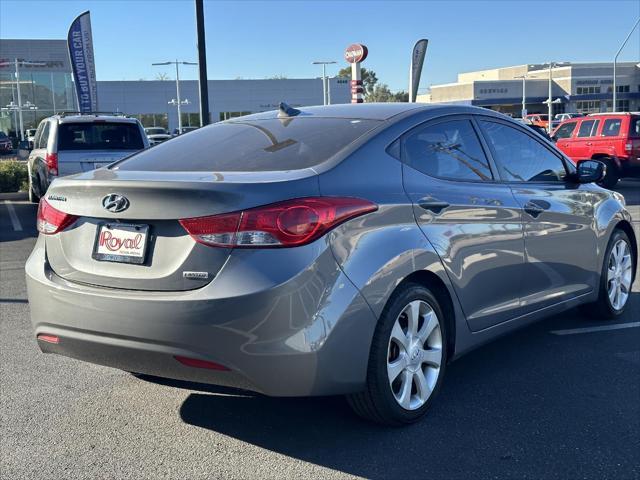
576, 160, 605, 184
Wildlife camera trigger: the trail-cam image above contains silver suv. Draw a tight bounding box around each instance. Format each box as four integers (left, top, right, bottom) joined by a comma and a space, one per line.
27, 113, 148, 203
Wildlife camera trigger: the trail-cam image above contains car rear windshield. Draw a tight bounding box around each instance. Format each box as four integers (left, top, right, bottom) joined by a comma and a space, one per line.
58, 122, 144, 151
115, 117, 380, 172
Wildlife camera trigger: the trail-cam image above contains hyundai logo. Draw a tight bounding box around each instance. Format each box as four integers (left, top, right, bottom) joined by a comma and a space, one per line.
102, 194, 130, 213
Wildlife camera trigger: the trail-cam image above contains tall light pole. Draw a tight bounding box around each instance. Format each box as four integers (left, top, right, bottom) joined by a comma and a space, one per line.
541, 61, 568, 133
515, 74, 527, 118
613, 17, 640, 112
152, 60, 197, 132
312, 61, 336, 105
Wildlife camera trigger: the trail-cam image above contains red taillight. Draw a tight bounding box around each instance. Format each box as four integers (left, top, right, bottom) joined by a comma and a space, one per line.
179, 197, 377, 248
37, 198, 78, 234
45, 153, 58, 175
37, 333, 59, 344
174, 356, 229, 371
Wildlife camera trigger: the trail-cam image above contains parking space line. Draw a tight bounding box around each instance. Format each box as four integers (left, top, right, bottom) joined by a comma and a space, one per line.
551, 322, 640, 336
4, 201, 22, 232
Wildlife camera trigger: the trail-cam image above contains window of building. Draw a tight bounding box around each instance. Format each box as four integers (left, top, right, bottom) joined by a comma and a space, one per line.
479, 120, 566, 182
605, 100, 631, 112
577, 120, 596, 137
180, 113, 201, 127
135, 114, 168, 129
601, 119, 622, 137
576, 100, 600, 114
607, 85, 630, 93
576, 86, 601, 95
402, 119, 493, 181
219, 111, 252, 121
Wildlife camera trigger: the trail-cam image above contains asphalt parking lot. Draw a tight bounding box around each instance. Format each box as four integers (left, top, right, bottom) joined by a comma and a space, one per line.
1, 182, 639, 480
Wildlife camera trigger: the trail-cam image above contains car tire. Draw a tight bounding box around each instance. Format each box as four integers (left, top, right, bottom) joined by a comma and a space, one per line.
599, 158, 619, 189
347, 283, 448, 426
580, 229, 635, 319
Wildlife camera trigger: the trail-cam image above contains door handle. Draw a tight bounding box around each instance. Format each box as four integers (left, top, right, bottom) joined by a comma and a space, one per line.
418, 198, 450, 214
523, 199, 550, 218
585, 142, 592, 146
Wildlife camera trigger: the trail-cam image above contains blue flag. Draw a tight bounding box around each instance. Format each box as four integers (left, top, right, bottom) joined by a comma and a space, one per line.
67, 11, 98, 113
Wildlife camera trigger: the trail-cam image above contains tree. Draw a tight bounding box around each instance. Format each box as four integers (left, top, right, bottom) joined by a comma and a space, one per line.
366, 84, 410, 103
154, 72, 170, 81
338, 66, 378, 97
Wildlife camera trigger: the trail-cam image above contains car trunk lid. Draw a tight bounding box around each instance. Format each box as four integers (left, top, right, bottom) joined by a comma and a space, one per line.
43, 169, 319, 291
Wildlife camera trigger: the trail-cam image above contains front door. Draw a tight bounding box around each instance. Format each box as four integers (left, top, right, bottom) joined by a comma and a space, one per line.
401, 116, 526, 331
478, 118, 599, 313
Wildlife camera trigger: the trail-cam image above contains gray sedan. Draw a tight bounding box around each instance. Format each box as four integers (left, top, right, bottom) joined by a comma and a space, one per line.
26, 103, 636, 425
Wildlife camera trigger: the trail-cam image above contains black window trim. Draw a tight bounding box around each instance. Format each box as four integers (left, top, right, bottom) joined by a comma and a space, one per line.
396, 114, 500, 184
474, 115, 574, 184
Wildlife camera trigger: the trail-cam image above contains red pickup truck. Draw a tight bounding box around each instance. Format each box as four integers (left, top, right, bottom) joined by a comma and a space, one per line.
553, 112, 640, 188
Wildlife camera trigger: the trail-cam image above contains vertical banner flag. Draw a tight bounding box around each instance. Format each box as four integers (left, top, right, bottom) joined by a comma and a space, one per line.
409, 39, 428, 103
67, 11, 98, 113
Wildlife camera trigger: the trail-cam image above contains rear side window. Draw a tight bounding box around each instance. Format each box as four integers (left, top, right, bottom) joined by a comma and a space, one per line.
601, 118, 622, 137
116, 118, 379, 172
479, 120, 566, 182
402, 119, 493, 181
554, 122, 577, 139
577, 120, 595, 138
58, 123, 144, 151
38, 122, 50, 149
630, 117, 640, 138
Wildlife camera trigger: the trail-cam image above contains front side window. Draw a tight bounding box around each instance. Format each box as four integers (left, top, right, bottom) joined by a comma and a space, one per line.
479, 120, 566, 182
601, 118, 621, 137
402, 119, 493, 181
57, 122, 144, 151
554, 121, 577, 139
577, 120, 595, 137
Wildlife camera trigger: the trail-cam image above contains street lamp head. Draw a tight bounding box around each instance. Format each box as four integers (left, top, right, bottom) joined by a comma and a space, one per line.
152, 62, 172, 66
312, 61, 337, 65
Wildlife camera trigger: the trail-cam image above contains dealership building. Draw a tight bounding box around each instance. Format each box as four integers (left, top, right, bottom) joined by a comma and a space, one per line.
0, 39, 350, 135
417, 62, 640, 116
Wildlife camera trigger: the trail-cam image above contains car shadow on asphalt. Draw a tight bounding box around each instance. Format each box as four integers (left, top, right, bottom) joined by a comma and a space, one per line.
165, 294, 640, 479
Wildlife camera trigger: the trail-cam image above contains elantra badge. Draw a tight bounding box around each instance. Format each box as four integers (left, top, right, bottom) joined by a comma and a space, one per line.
102, 194, 130, 213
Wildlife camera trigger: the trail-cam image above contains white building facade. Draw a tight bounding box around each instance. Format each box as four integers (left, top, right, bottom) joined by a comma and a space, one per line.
418, 62, 640, 117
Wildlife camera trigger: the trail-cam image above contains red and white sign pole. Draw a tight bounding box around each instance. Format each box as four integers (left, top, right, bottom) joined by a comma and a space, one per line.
344, 43, 368, 103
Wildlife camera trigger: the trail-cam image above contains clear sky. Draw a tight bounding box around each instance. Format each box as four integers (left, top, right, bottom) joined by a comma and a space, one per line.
1, 0, 639, 92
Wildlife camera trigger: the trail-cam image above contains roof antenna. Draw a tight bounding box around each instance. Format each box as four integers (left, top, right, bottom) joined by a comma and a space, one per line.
278, 102, 301, 118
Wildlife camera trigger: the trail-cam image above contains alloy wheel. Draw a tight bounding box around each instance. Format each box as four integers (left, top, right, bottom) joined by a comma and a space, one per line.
387, 300, 442, 411
607, 239, 632, 310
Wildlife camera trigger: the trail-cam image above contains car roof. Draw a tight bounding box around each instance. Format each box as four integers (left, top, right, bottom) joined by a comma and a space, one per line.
54, 115, 139, 124
229, 103, 507, 122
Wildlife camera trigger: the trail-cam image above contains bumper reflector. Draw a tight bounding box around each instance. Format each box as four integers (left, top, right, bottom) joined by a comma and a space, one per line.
174, 355, 229, 371
37, 334, 60, 344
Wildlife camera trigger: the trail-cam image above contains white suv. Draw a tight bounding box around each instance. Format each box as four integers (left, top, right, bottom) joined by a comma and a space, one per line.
27, 113, 148, 203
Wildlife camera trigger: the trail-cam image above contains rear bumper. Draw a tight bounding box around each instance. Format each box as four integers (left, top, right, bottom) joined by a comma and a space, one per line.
26, 236, 377, 396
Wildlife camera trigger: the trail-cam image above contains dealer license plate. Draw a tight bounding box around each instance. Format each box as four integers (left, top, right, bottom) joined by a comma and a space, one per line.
92, 223, 149, 264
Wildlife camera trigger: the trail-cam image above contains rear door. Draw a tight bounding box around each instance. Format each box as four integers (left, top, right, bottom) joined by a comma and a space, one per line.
400, 115, 526, 331
56, 121, 146, 175
572, 118, 599, 161
27, 120, 51, 197
594, 116, 624, 159
478, 118, 598, 313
